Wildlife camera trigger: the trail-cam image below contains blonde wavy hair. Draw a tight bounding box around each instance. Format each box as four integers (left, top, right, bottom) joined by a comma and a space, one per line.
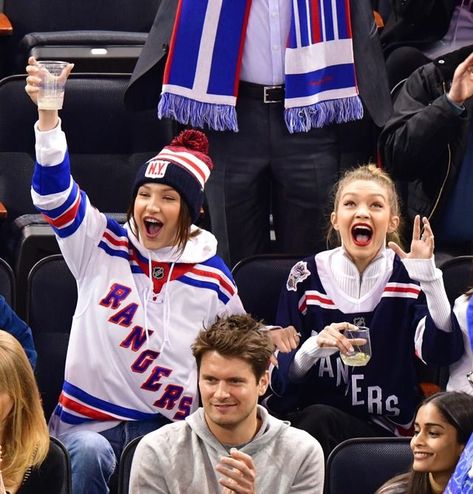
0, 330, 49, 490
327, 164, 403, 248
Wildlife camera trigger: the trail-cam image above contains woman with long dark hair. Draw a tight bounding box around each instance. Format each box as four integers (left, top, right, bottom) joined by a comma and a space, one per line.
376, 391, 473, 494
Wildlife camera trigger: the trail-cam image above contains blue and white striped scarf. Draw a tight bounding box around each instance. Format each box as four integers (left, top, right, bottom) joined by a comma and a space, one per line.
158, 0, 363, 134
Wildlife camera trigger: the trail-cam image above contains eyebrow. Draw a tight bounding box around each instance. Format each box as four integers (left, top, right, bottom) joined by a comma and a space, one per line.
140, 184, 177, 192
200, 374, 245, 381
414, 422, 446, 429
341, 192, 387, 199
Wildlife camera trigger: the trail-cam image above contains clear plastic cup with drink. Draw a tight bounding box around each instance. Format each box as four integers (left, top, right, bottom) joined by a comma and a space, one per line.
340, 326, 371, 367
36, 60, 69, 110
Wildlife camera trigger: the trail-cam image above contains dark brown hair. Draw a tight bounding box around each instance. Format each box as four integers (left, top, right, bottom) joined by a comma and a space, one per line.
192, 314, 275, 382
376, 391, 473, 494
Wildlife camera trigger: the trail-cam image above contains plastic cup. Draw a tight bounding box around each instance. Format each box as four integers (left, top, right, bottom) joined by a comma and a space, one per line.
36, 60, 69, 110
340, 326, 371, 367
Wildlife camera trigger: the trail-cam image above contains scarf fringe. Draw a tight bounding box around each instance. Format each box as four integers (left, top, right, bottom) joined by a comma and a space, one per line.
158, 93, 239, 132
284, 96, 364, 133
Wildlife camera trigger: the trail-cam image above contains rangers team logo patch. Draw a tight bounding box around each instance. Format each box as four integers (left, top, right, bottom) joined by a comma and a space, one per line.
152, 266, 165, 280
287, 261, 310, 291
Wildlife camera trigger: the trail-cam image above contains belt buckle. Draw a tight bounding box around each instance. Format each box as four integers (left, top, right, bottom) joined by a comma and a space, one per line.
263, 85, 282, 104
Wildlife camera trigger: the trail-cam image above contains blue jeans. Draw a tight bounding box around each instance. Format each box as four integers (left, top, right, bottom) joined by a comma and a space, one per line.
59, 415, 171, 494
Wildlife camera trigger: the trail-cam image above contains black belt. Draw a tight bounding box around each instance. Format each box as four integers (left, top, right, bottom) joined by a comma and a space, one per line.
239, 81, 285, 103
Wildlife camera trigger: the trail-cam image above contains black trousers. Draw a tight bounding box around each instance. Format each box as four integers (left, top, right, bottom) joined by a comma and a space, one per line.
205, 93, 378, 267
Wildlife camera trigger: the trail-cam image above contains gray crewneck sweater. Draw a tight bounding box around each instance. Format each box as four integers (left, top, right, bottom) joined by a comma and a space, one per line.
129, 405, 324, 493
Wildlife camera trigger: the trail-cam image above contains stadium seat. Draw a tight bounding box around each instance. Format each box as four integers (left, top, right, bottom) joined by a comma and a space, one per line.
325, 437, 412, 494
26, 254, 76, 420
0, 0, 160, 78
231, 254, 306, 324
439, 255, 473, 306
50, 436, 73, 494
117, 435, 143, 494
0, 256, 14, 308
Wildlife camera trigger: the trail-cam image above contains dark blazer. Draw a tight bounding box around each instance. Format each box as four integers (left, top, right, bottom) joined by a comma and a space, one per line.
125, 0, 392, 127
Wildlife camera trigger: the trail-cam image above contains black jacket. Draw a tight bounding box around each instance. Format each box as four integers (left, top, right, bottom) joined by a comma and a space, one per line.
124, 0, 392, 128
379, 44, 473, 226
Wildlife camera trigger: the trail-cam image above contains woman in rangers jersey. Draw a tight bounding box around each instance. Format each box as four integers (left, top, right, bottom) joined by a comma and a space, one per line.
269, 164, 465, 458
24, 58, 301, 494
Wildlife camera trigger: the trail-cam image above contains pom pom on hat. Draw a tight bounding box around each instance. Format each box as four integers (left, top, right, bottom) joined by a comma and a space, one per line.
170, 129, 210, 157
132, 130, 213, 223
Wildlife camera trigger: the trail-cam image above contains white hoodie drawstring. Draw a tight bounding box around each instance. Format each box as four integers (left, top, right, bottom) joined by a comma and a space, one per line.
143, 254, 154, 349
160, 261, 176, 353
145, 249, 178, 353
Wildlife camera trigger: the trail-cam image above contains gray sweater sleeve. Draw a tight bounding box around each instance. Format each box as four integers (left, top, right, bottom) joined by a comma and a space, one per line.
289, 435, 325, 493
129, 436, 170, 494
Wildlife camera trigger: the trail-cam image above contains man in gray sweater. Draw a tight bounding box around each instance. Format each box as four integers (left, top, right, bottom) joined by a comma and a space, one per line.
129, 314, 324, 493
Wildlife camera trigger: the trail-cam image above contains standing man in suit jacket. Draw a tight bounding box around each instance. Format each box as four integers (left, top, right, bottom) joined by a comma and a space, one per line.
125, 0, 392, 267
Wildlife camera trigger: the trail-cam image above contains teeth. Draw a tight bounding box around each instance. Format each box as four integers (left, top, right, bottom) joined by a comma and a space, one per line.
414, 452, 431, 458
146, 218, 159, 224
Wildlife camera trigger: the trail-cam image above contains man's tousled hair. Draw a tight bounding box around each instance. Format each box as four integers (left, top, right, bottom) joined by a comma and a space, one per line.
192, 314, 274, 381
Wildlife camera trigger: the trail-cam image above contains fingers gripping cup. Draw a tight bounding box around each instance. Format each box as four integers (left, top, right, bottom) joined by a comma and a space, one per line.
340, 326, 372, 367
36, 60, 69, 110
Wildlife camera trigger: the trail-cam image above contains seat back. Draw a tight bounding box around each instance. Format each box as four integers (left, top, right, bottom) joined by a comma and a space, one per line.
118, 435, 143, 494
0, 0, 160, 76
0, 257, 14, 307
439, 255, 473, 306
50, 436, 73, 494
231, 254, 305, 324
325, 437, 412, 494
26, 254, 77, 419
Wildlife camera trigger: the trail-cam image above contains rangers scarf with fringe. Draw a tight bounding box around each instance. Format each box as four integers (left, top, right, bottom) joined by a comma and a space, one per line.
158, 0, 363, 134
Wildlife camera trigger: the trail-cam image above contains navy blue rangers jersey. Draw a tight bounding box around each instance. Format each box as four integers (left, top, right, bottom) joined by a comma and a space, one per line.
270, 250, 464, 435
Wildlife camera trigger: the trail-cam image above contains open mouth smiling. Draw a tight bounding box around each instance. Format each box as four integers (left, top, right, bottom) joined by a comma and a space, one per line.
351, 223, 373, 246
144, 218, 163, 237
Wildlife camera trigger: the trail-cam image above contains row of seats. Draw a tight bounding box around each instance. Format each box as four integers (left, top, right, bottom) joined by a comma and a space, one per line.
0, 0, 160, 78
117, 435, 413, 494
7, 432, 413, 494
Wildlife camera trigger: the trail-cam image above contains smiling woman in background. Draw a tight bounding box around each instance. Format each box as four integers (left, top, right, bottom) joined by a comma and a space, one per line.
376, 391, 473, 494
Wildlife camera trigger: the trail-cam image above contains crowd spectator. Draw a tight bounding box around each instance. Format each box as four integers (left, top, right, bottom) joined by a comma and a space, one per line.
268, 164, 464, 457
376, 391, 473, 494
130, 314, 325, 494
380, 46, 473, 258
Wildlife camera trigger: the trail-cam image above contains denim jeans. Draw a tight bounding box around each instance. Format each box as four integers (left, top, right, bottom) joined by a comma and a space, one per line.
59, 415, 171, 494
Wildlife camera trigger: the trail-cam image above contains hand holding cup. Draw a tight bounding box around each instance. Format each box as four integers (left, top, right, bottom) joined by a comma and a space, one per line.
340, 326, 371, 366
25, 57, 74, 109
